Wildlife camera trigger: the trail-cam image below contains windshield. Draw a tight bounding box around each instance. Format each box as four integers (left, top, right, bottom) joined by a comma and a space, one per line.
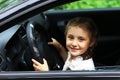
0, 0, 27, 14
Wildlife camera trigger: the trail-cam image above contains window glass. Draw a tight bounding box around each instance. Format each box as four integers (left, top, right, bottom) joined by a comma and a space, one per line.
50, 0, 120, 11
0, 0, 27, 13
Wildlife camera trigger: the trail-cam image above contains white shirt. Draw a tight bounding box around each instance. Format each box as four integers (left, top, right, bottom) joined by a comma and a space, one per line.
62, 52, 95, 71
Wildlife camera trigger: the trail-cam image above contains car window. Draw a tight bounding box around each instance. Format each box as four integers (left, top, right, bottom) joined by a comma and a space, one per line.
43, 0, 120, 71
0, 0, 40, 20
1, 0, 120, 72
48, 0, 120, 11
0, 0, 28, 13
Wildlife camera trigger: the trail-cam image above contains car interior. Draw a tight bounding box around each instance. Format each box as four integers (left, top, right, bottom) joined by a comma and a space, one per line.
1, 7, 120, 71
44, 9, 120, 69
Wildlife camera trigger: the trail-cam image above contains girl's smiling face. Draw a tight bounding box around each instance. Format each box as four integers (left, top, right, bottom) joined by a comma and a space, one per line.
66, 26, 94, 59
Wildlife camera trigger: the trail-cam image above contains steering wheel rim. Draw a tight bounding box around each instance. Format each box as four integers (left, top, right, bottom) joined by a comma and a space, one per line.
26, 21, 64, 70
26, 21, 44, 64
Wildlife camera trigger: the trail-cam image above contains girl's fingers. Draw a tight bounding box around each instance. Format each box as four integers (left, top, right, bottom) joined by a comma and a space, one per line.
33, 64, 41, 71
32, 59, 42, 66
32, 58, 49, 71
43, 58, 47, 65
32, 58, 47, 67
51, 38, 55, 41
48, 42, 53, 45
51, 38, 57, 43
48, 38, 55, 45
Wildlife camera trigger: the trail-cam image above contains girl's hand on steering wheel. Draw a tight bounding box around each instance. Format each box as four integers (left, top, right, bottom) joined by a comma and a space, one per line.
32, 58, 49, 71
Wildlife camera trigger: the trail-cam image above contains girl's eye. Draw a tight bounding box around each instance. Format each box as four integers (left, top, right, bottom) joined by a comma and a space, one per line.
79, 37, 85, 42
67, 35, 74, 40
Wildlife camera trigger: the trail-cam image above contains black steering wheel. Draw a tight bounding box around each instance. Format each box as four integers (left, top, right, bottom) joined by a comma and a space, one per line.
26, 21, 64, 70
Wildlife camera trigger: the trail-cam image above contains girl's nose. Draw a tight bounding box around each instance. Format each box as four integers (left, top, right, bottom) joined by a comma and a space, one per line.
72, 40, 78, 46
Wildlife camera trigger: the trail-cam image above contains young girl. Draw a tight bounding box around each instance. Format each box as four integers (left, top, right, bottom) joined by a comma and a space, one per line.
32, 17, 98, 71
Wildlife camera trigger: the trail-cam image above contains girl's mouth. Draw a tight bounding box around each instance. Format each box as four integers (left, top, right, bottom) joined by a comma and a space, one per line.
71, 48, 79, 52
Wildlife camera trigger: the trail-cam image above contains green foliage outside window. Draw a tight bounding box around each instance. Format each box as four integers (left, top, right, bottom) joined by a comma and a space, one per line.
1, 0, 120, 12
54, 0, 120, 10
